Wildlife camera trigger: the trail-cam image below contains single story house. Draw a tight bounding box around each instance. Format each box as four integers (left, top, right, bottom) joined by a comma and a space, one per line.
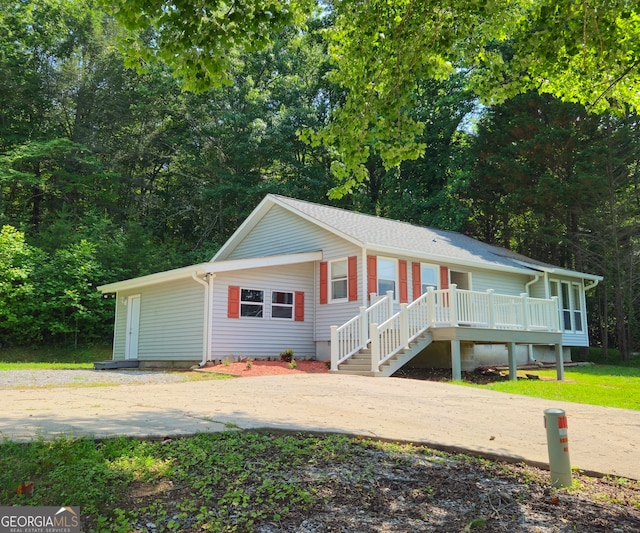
98, 194, 602, 380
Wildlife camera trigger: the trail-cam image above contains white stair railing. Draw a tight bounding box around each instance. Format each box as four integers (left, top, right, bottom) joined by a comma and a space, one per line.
370, 290, 432, 372
330, 291, 394, 371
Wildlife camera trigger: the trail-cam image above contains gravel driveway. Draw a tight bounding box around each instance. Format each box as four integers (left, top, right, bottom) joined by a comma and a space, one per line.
0, 369, 194, 388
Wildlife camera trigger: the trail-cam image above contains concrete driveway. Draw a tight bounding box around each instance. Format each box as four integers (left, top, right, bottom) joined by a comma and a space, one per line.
1, 373, 638, 480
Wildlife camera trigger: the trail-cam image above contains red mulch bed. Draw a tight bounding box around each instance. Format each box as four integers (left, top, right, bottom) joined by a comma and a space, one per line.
197, 360, 329, 377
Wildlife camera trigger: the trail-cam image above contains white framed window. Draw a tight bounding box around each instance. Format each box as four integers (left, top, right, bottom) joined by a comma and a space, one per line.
378, 257, 397, 298
420, 264, 439, 293
240, 288, 264, 318
330, 258, 348, 301
572, 283, 584, 332
550, 279, 584, 333
272, 291, 294, 319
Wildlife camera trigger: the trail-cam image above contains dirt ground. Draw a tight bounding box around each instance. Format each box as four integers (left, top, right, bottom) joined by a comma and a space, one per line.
197, 359, 329, 377
198, 360, 506, 384
189, 360, 640, 532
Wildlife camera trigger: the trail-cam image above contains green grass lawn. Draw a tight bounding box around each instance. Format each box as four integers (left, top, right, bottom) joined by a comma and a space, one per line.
461, 364, 640, 410
0, 345, 112, 370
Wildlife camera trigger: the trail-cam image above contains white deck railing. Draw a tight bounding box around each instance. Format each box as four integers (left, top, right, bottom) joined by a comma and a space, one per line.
332, 285, 560, 373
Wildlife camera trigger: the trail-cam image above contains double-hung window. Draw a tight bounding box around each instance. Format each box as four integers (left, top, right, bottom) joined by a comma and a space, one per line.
330, 259, 348, 301
272, 291, 294, 319
420, 264, 439, 293
240, 289, 264, 318
377, 258, 397, 298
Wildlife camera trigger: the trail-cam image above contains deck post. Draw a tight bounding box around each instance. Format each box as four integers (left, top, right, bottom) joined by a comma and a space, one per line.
555, 343, 565, 381
358, 306, 367, 348
450, 284, 458, 326
427, 287, 436, 327
370, 323, 380, 373
399, 303, 409, 348
507, 342, 517, 381
386, 290, 394, 319
521, 293, 530, 330
487, 289, 495, 328
450, 340, 462, 381
551, 296, 560, 331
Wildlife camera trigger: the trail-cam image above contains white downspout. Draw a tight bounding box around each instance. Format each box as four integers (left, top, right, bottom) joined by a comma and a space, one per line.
524, 275, 540, 363
206, 274, 214, 364
584, 278, 600, 291
525, 274, 540, 295
361, 248, 368, 308
192, 272, 213, 366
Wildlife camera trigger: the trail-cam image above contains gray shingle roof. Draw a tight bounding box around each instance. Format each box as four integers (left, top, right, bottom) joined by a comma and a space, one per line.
271, 195, 564, 274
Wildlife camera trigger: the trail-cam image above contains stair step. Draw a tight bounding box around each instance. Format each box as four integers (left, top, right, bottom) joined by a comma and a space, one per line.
333, 326, 434, 377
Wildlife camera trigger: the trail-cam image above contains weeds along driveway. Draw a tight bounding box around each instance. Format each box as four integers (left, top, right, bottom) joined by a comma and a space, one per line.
1, 372, 639, 480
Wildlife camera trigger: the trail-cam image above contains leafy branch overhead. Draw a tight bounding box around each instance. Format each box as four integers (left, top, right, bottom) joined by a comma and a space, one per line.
104, 0, 640, 184
105, 0, 315, 89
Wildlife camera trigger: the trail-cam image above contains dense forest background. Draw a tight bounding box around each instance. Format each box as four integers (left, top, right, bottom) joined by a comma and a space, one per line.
1, 1, 639, 359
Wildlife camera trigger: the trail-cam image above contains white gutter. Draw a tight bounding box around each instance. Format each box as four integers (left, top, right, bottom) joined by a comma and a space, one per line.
191, 272, 213, 366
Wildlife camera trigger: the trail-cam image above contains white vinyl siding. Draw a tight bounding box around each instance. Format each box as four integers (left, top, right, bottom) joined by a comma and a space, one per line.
112, 297, 127, 360
466, 269, 529, 295
113, 278, 205, 361
226, 206, 328, 259
211, 263, 315, 358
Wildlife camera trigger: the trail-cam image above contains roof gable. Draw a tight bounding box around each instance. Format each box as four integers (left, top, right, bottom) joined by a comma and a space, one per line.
213, 194, 601, 280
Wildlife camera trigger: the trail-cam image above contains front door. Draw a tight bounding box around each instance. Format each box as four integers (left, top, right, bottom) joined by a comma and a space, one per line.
125, 295, 140, 360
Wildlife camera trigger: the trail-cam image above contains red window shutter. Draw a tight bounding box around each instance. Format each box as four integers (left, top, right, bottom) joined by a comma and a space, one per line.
440, 266, 449, 290
348, 256, 358, 301
367, 255, 377, 297
399, 260, 408, 303
294, 292, 304, 321
228, 285, 240, 318
412, 262, 421, 300
319, 262, 328, 304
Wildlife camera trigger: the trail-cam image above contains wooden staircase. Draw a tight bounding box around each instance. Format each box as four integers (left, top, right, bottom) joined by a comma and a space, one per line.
335, 330, 433, 377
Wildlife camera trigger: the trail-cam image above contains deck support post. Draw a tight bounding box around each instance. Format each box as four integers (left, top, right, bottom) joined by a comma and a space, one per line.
450, 340, 462, 381
555, 343, 565, 381
507, 342, 517, 381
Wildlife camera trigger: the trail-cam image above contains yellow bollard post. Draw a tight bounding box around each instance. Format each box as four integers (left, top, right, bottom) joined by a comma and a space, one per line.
544, 408, 572, 488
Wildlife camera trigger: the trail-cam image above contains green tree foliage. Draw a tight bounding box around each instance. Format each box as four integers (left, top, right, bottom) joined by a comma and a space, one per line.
0, 226, 40, 344
103, 0, 640, 187
0, 0, 338, 346
465, 94, 640, 358
106, 0, 315, 90
0, 226, 113, 345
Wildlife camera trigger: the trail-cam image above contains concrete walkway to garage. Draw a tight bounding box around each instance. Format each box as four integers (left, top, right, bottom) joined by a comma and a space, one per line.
1, 373, 638, 480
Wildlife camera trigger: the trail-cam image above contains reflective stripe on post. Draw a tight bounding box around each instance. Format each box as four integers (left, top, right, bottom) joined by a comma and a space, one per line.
544, 408, 572, 488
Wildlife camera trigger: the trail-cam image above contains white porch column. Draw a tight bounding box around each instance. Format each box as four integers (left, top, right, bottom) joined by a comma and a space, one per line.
555, 343, 565, 381
507, 342, 517, 381
450, 340, 462, 381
